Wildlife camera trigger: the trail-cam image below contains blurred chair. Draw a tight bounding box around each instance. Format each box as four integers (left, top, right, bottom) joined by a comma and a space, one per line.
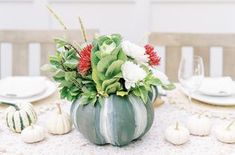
149, 33, 235, 81
0, 30, 98, 78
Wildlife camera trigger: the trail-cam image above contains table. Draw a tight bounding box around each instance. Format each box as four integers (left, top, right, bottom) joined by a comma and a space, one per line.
0, 90, 235, 155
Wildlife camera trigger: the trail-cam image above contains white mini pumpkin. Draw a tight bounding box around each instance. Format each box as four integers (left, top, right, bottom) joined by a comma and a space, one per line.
165, 122, 190, 145
21, 125, 45, 143
187, 114, 211, 136
5, 102, 37, 133
215, 121, 235, 144
46, 103, 72, 135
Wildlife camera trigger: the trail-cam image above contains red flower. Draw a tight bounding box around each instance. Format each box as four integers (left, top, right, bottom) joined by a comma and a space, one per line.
78, 44, 93, 75
144, 44, 161, 66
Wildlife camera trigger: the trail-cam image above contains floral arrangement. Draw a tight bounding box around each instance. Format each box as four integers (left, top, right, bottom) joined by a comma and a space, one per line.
43, 6, 174, 106
42, 6, 175, 146
45, 32, 174, 105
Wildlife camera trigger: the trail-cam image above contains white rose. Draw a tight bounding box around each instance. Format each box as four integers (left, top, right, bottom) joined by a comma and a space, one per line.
121, 61, 147, 89
121, 41, 148, 63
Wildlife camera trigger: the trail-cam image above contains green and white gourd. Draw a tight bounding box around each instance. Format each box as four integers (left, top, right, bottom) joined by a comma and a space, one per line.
5, 102, 37, 133
71, 87, 157, 146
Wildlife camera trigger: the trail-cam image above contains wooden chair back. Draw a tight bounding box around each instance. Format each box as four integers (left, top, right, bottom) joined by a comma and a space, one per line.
0, 30, 98, 78
149, 33, 235, 81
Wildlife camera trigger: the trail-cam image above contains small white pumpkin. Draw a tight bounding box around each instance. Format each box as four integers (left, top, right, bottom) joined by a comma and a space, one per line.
5, 102, 37, 133
46, 103, 72, 135
165, 122, 190, 145
215, 121, 235, 144
187, 114, 211, 136
21, 125, 45, 143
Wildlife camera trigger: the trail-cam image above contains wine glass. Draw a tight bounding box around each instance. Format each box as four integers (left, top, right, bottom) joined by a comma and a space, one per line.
178, 55, 205, 104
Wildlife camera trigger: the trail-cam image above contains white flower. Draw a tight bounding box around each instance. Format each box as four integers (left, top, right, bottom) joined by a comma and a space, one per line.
121, 61, 147, 89
121, 41, 148, 63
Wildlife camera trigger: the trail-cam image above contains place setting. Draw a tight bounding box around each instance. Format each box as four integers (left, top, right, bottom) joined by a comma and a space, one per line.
163, 55, 235, 146
0, 76, 57, 104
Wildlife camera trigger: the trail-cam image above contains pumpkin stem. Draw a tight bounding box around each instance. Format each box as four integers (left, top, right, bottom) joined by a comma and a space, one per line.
175, 122, 179, 130
0, 102, 19, 110
56, 103, 62, 114
226, 120, 235, 130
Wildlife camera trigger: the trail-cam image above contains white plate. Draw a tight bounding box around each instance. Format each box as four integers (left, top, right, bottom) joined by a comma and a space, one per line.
181, 86, 235, 106
198, 77, 235, 97
0, 76, 47, 99
0, 80, 57, 103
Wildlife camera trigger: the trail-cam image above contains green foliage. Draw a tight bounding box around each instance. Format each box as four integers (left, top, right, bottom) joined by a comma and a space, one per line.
45, 38, 98, 103
43, 35, 175, 106
130, 66, 175, 104
91, 34, 126, 97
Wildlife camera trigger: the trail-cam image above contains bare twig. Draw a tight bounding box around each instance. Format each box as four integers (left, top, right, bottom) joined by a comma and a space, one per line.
46, 4, 68, 30
78, 17, 88, 43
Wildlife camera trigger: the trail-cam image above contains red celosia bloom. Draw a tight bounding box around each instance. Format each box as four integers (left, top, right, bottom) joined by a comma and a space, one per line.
78, 44, 93, 75
144, 44, 161, 66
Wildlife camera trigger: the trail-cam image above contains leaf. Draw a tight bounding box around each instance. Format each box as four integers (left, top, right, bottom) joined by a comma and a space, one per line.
59, 81, 73, 88
98, 96, 105, 106
60, 87, 68, 99
65, 71, 76, 81
113, 72, 123, 78
105, 60, 124, 77
54, 70, 65, 79
49, 56, 60, 67
111, 34, 122, 45
147, 77, 162, 86
54, 38, 69, 48
133, 87, 141, 97
105, 82, 121, 94
40, 64, 57, 73
117, 49, 127, 61
63, 59, 78, 70
95, 51, 102, 59
97, 55, 116, 73
79, 96, 89, 106
162, 83, 176, 90
133, 86, 148, 104
102, 78, 117, 91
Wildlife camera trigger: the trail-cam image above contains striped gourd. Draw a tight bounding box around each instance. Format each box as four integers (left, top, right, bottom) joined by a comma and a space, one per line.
71, 87, 157, 146
5, 102, 37, 133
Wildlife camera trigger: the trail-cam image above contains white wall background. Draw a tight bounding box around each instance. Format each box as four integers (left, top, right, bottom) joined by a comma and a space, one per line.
0, 0, 235, 78
1, 0, 235, 42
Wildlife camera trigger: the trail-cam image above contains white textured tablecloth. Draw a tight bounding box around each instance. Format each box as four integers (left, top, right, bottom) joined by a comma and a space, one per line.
0, 97, 235, 155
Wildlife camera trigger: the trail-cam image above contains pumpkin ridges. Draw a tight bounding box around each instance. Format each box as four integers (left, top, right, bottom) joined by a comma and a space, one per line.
21, 111, 30, 127
12, 116, 15, 131
24, 108, 37, 124
141, 97, 154, 137
75, 103, 106, 144
5, 103, 37, 133
128, 95, 148, 139
7, 111, 14, 130
109, 95, 136, 146
14, 112, 21, 132
26, 112, 32, 126
94, 103, 106, 144
6, 113, 9, 127
99, 97, 113, 144
19, 112, 25, 131
71, 88, 157, 146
